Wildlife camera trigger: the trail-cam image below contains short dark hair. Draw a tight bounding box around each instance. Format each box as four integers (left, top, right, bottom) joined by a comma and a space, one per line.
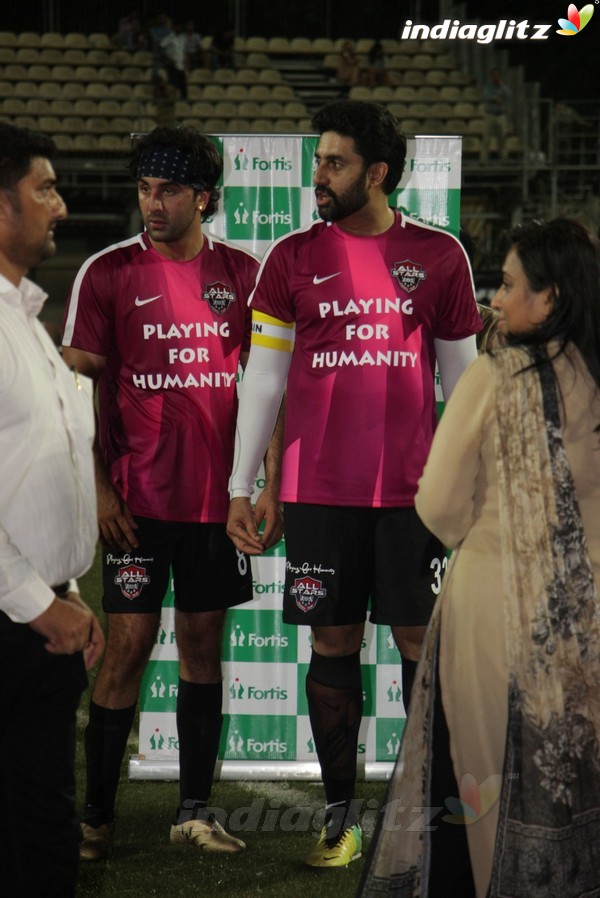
311, 100, 407, 195
130, 126, 222, 220
0, 122, 56, 205
508, 218, 600, 390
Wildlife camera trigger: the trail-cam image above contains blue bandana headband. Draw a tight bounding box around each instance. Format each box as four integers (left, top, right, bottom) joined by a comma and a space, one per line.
136, 145, 206, 190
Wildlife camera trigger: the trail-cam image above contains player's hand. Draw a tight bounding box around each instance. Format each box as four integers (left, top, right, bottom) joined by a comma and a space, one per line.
226, 497, 265, 555
254, 486, 284, 549
96, 473, 138, 551
29, 593, 105, 668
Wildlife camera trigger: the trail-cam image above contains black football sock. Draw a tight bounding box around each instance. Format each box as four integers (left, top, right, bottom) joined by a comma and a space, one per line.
306, 649, 363, 842
176, 679, 223, 814
83, 700, 136, 825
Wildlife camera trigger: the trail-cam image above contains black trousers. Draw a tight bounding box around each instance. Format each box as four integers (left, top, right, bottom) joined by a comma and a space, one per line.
429, 667, 477, 898
0, 613, 87, 897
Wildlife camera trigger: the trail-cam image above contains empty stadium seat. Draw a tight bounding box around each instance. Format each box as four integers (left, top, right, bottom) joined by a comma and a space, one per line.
267, 37, 290, 53
224, 84, 248, 100
272, 118, 296, 132
88, 33, 112, 49
312, 38, 334, 53
214, 100, 238, 118
98, 134, 127, 151
289, 37, 312, 54
213, 67, 236, 83
245, 37, 268, 52
245, 53, 269, 68
248, 84, 271, 100
64, 33, 88, 48
63, 49, 87, 64
270, 84, 295, 100
50, 99, 75, 116
51, 133, 74, 150
233, 68, 258, 84
62, 83, 86, 99
37, 82, 61, 98
73, 99, 98, 116
15, 48, 38, 63
238, 100, 262, 118
73, 133, 98, 149
1, 98, 27, 114
424, 70, 446, 86
227, 118, 252, 132
17, 33, 41, 48
14, 81, 38, 98
440, 86, 461, 102
258, 68, 282, 83
87, 49, 111, 65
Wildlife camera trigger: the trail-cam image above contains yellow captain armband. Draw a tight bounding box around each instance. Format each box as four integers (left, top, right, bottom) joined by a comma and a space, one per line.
251, 310, 295, 353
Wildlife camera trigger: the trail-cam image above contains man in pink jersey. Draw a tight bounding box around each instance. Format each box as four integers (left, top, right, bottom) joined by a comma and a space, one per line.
62, 126, 282, 861
227, 101, 482, 868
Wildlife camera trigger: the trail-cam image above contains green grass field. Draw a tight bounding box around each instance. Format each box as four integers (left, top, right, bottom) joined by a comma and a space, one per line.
75, 554, 388, 897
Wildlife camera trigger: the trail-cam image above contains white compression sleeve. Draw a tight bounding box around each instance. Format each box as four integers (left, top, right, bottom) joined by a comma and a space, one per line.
229, 343, 292, 498
434, 335, 478, 401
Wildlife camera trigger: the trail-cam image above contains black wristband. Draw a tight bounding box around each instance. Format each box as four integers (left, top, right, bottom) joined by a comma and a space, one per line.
52, 582, 70, 598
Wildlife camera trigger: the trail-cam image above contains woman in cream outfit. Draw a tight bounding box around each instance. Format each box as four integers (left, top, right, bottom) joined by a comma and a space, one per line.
358, 219, 600, 898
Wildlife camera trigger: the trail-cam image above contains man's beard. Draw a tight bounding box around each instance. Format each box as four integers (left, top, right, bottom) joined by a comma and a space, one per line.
316, 175, 369, 222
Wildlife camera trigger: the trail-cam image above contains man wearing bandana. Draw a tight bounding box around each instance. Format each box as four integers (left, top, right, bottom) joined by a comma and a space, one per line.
62, 127, 283, 860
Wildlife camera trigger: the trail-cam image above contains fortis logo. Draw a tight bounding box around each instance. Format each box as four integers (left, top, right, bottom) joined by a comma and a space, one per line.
234, 150, 292, 171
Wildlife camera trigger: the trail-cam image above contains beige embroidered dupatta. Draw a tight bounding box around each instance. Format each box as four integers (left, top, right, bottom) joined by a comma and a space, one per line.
358, 346, 600, 898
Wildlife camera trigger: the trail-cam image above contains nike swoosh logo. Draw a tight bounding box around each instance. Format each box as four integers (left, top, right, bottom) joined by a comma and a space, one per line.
313, 272, 341, 285
135, 294, 163, 307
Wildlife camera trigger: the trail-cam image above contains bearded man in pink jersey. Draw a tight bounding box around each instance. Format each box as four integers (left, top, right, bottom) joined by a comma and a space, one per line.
227, 101, 482, 868
62, 126, 282, 861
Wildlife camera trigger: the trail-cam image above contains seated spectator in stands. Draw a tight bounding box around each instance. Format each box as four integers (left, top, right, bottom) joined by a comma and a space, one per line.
149, 13, 171, 77
481, 68, 511, 163
160, 21, 187, 100
209, 24, 236, 70
115, 11, 143, 51
183, 20, 204, 71
336, 40, 360, 88
364, 40, 391, 87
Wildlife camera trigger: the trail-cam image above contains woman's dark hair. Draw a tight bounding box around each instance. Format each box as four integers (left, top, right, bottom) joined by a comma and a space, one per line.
507, 218, 600, 390
129, 126, 222, 220
311, 100, 406, 195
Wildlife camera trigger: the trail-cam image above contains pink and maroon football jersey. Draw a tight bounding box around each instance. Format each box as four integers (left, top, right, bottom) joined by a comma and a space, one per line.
249, 211, 481, 507
64, 232, 258, 522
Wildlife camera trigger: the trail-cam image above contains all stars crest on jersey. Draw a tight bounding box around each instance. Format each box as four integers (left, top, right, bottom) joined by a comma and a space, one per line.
391, 260, 427, 293
202, 281, 237, 315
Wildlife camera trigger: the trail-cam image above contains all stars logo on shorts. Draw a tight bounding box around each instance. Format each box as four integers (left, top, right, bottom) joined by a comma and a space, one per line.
202, 281, 236, 315
391, 260, 427, 293
290, 576, 327, 613
114, 564, 150, 600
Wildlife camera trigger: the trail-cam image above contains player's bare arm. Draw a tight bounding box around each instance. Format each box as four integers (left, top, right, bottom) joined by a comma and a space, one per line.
254, 395, 285, 548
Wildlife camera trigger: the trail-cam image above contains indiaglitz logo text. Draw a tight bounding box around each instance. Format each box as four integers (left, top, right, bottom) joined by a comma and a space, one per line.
400, 17, 552, 42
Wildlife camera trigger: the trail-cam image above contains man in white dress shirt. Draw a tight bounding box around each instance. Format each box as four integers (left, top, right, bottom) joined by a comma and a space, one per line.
0, 122, 104, 898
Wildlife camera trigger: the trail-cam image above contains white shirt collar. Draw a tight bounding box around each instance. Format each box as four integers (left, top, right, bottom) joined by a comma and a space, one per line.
0, 272, 48, 319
